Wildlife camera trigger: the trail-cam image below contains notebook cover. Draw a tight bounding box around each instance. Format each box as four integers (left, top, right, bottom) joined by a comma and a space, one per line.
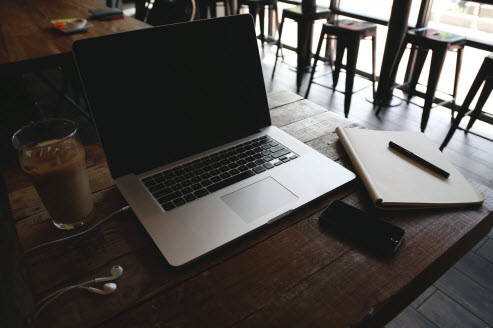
336, 127, 484, 209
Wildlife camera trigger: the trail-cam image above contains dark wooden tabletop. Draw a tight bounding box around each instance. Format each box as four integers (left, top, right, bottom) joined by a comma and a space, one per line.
3, 91, 493, 327
0, 0, 149, 72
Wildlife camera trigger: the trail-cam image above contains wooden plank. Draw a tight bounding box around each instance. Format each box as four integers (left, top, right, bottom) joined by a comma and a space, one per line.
9, 162, 113, 222
477, 238, 493, 263
455, 251, 493, 293
281, 111, 356, 143
267, 90, 303, 109
97, 184, 493, 328
411, 286, 436, 309
386, 307, 437, 328
32, 179, 358, 327
418, 291, 488, 328
434, 268, 493, 325
2, 143, 106, 194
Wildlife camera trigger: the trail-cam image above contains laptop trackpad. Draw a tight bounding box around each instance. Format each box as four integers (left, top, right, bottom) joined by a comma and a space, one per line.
221, 177, 298, 223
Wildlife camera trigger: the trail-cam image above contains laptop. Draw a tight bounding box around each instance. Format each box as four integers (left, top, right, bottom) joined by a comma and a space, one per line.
72, 15, 355, 266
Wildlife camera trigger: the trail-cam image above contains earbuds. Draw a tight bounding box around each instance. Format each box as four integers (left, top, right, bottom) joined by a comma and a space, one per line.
33, 265, 124, 320
94, 265, 123, 283
82, 283, 117, 295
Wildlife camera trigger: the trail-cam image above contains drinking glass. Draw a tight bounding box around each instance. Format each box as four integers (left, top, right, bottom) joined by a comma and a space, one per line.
12, 119, 94, 230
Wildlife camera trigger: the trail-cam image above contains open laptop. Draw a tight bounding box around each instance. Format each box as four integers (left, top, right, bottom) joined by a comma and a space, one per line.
73, 14, 355, 266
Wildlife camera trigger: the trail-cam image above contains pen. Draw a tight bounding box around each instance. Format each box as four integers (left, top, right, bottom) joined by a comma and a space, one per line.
388, 141, 450, 178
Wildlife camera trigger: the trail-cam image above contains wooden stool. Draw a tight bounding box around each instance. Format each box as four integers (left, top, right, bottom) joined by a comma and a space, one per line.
440, 53, 493, 150
305, 19, 377, 118
272, 6, 330, 92
392, 27, 466, 132
237, 0, 279, 47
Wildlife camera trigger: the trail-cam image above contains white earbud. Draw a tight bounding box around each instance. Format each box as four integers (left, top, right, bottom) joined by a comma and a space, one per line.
82, 283, 117, 295
94, 265, 123, 283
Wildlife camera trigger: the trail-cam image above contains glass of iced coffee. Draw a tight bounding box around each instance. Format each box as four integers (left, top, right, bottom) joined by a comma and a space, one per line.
12, 119, 94, 230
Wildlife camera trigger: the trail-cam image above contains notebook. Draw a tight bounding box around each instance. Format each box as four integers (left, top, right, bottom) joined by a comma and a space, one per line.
336, 127, 484, 209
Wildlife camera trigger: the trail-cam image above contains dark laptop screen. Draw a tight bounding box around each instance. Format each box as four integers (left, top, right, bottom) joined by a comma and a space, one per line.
73, 15, 271, 179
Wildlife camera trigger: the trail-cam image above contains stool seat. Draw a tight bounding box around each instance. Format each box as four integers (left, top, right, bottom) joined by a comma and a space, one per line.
282, 5, 331, 21
305, 19, 377, 118
407, 27, 466, 46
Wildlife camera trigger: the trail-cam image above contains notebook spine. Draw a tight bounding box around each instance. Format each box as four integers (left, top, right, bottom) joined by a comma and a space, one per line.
336, 127, 383, 206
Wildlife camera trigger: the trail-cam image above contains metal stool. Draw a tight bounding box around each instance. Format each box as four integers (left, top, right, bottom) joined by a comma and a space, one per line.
305, 19, 377, 118
237, 0, 279, 47
384, 27, 466, 132
440, 53, 493, 150
272, 6, 330, 92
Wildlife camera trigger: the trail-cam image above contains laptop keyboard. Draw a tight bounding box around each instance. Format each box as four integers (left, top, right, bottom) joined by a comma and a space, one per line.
141, 135, 299, 211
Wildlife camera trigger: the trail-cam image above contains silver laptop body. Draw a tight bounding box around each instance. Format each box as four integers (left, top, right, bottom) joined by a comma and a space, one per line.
73, 15, 355, 266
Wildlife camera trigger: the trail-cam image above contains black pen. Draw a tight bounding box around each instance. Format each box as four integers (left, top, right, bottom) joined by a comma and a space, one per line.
388, 141, 450, 178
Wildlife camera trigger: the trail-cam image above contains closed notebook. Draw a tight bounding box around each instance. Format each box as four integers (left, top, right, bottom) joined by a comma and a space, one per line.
336, 127, 484, 209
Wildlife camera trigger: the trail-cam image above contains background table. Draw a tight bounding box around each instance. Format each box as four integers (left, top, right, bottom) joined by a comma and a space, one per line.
2, 91, 493, 327
0, 0, 149, 76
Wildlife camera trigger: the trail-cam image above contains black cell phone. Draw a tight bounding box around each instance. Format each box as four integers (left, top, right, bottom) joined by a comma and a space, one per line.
319, 200, 405, 256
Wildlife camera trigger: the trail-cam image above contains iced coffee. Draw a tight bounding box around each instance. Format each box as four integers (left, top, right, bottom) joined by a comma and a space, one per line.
12, 119, 94, 230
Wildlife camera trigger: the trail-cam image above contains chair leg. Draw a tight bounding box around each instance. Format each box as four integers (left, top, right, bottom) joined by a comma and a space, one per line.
344, 37, 360, 118
466, 78, 493, 131
333, 37, 345, 89
371, 34, 377, 99
452, 47, 464, 118
421, 47, 447, 132
259, 5, 265, 48
223, 0, 231, 15
210, 0, 217, 17
440, 65, 489, 150
407, 46, 429, 104
248, 3, 257, 24
305, 30, 326, 98
272, 14, 285, 79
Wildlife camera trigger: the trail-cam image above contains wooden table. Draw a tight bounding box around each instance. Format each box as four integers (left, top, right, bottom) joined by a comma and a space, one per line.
2, 91, 493, 327
0, 0, 149, 76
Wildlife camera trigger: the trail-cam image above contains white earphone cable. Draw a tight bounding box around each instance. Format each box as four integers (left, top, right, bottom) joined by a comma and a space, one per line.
24, 206, 130, 255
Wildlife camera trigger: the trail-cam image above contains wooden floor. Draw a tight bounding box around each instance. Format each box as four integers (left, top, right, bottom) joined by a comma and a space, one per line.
260, 43, 493, 328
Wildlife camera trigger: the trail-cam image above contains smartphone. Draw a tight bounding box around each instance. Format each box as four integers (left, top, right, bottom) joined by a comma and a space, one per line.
319, 200, 405, 256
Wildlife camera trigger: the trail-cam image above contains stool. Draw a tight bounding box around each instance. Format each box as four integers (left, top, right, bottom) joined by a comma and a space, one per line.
209, 0, 231, 17
440, 53, 493, 150
391, 27, 466, 132
237, 0, 279, 47
305, 20, 377, 118
198, 0, 231, 18
272, 6, 331, 92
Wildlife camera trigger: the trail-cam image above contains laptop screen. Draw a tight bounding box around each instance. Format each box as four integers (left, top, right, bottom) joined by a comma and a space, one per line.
73, 15, 271, 179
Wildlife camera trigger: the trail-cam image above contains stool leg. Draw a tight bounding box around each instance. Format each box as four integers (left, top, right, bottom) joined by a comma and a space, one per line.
344, 36, 360, 118
236, 1, 242, 14
333, 38, 345, 89
305, 30, 326, 98
440, 62, 489, 150
210, 0, 217, 17
223, 0, 231, 15
371, 34, 377, 100
452, 47, 464, 120
407, 46, 428, 104
272, 14, 285, 79
248, 3, 257, 24
466, 78, 493, 132
259, 5, 265, 48
421, 47, 447, 132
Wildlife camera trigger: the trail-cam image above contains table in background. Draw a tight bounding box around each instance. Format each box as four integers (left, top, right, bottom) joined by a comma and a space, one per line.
2, 91, 493, 327
0, 0, 150, 76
